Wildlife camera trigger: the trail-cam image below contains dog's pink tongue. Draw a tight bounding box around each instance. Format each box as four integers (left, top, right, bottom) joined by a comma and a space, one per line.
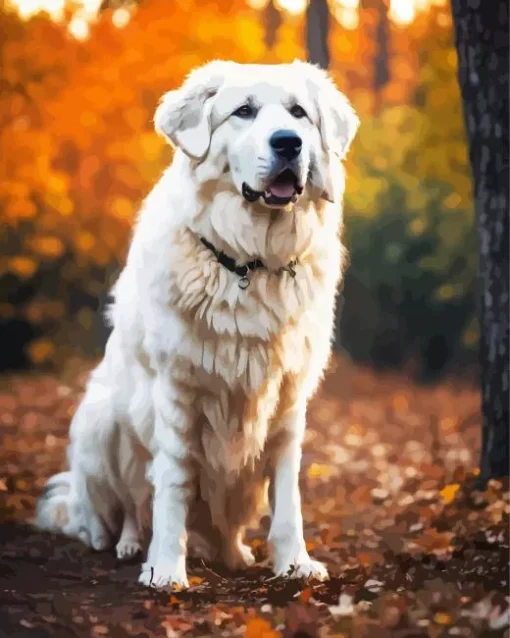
268, 182, 295, 198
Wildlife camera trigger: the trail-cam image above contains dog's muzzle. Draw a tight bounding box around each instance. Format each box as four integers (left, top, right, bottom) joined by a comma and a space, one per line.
242, 169, 303, 206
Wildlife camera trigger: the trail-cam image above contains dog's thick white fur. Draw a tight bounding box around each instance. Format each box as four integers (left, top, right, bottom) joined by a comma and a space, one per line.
35, 60, 358, 589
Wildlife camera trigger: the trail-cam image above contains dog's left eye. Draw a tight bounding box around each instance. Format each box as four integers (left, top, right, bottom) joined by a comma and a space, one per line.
233, 104, 255, 118
290, 104, 307, 119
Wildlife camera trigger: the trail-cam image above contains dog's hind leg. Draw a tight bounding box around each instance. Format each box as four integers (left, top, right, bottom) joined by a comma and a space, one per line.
70, 476, 112, 551
35, 360, 120, 551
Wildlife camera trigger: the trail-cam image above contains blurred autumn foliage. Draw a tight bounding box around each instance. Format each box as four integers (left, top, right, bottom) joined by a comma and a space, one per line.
0, 0, 475, 374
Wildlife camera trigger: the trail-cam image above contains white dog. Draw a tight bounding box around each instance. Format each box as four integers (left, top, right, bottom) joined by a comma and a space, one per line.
35, 60, 359, 589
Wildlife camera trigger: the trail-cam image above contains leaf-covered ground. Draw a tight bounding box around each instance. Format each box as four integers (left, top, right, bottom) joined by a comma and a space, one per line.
1, 357, 508, 638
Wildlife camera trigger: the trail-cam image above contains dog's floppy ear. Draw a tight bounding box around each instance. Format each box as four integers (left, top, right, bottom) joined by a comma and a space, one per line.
154, 60, 232, 160
319, 87, 359, 160
297, 61, 359, 160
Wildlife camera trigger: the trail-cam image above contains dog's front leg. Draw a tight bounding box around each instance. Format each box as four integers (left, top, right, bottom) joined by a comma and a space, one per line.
139, 378, 194, 590
268, 403, 328, 581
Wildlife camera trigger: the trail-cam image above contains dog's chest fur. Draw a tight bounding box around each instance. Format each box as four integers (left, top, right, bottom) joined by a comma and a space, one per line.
164, 228, 325, 473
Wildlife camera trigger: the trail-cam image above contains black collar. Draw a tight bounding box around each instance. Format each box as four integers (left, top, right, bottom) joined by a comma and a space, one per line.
200, 237, 296, 289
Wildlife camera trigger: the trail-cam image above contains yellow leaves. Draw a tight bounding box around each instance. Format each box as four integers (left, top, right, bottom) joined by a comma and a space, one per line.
409, 218, 427, 236
110, 197, 134, 220
79, 111, 98, 128
42, 192, 73, 216
30, 236, 64, 259
0, 0, 475, 383
47, 174, 68, 195
372, 155, 388, 171
305, 539, 317, 552
0, 181, 29, 200
439, 417, 456, 433
57, 197, 74, 216
443, 192, 462, 209
168, 582, 186, 593
41, 173, 72, 215
124, 107, 147, 130
392, 395, 409, 413
440, 483, 460, 505
27, 338, 55, 364
75, 231, 95, 252
9, 256, 37, 278
346, 176, 388, 214
139, 133, 165, 163
435, 284, 464, 301
4, 198, 37, 220
188, 575, 204, 586
433, 612, 453, 625
237, 18, 266, 59
405, 188, 429, 213
307, 463, 331, 479
245, 617, 280, 638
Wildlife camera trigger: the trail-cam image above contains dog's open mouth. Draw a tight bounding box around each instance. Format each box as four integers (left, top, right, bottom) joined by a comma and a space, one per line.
242, 169, 303, 206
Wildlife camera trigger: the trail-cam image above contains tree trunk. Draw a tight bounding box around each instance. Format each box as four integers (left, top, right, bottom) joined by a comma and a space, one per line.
264, 0, 282, 50
451, 0, 509, 483
373, 0, 390, 112
360, 0, 391, 112
305, 0, 330, 69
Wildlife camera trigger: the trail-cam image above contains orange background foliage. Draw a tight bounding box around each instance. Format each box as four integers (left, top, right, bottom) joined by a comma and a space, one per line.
0, 0, 475, 371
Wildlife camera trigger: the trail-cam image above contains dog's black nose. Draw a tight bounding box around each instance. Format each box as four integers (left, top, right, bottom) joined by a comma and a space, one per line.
270, 130, 302, 161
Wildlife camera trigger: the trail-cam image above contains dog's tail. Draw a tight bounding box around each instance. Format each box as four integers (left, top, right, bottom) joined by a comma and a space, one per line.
35, 467, 115, 550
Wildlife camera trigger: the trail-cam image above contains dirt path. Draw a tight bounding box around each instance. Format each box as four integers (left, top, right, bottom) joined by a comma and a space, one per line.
1, 358, 508, 637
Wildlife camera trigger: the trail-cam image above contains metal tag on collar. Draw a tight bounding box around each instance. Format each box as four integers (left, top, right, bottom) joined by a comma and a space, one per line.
237, 264, 251, 289
238, 275, 250, 289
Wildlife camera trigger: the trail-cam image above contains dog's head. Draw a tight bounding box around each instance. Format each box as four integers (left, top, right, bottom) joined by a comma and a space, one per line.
155, 60, 359, 208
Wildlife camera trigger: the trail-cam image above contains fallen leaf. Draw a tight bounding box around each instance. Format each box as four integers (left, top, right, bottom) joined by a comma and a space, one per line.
433, 612, 453, 625
307, 463, 331, 479
188, 576, 204, 586
297, 587, 313, 603
440, 483, 461, 505
245, 616, 280, 638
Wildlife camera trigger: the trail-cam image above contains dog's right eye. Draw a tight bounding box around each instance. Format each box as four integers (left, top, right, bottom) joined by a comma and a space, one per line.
232, 104, 255, 118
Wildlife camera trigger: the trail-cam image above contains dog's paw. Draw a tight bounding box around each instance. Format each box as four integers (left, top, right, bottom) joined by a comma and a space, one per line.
238, 543, 256, 567
138, 560, 189, 590
224, 542, 256, 571
116, 538, 142, 561
274, 557, 329, 581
